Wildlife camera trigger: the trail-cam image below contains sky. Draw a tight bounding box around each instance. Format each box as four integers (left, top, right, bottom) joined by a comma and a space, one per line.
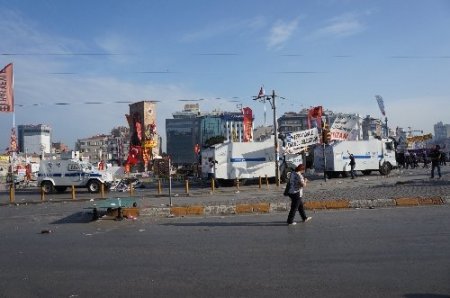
1, 0, 450, 152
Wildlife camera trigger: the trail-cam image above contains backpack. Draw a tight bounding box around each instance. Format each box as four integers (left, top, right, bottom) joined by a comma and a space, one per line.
283, 178, 291, 196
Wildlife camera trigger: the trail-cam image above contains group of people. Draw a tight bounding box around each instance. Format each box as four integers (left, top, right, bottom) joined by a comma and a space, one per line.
396, 146, 444, 179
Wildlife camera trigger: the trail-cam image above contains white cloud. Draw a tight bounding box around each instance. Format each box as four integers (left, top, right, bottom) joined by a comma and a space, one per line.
311, 13, 365, 39
266, 18, 299, 50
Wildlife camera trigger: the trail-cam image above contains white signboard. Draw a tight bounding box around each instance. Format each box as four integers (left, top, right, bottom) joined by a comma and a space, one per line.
330, 114, 360, 141
284, 128, 319, 154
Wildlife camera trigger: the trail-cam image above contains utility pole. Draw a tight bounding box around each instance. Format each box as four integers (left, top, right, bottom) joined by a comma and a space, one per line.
254, 88, 281, 187
272, 90, 280, 187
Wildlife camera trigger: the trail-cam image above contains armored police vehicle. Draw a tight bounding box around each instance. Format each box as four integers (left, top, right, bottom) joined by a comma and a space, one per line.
37, 157, 113, 194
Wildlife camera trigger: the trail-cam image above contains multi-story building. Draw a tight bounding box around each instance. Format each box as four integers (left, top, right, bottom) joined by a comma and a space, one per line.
109, 126, 130, 165
166, 104, 201, 165
74, 127, 130, 166
17, 124, 51, 154
166, 105, 253, 165
361, 115, 383, 139
434, 121, 450, 140
52, 142, 69, 154
75, 134, 110, 164
277, 109, 337, 135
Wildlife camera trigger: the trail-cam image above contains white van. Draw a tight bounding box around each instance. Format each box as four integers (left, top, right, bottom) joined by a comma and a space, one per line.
37, 158, 113, 194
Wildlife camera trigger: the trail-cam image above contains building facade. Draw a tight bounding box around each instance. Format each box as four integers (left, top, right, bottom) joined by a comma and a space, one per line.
17, 124, 51, 154
434, 121, 450, 140
166, 105, 252, 165
75, 134, 110, 164
278, 109, 337, 135
361, 115, 383, 140
166, 105, 201, 165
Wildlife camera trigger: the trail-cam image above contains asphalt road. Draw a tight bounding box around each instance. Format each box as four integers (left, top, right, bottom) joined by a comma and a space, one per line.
0, 205, 449, 298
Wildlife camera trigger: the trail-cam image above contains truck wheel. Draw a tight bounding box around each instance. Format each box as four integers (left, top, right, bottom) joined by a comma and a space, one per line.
55, 186, 67, 193
379, 162, 392, 175
87, 180, 101, 193
361, 170, 372, 175
41, 181, 54, 194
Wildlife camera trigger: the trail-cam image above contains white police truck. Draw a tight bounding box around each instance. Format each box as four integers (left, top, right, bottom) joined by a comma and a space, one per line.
201, 138, 277, 185
314, 138, 397, 178
37, 157, 113, 194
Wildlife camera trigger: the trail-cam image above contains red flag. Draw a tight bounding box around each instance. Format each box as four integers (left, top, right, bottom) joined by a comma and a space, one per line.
307, 106, 323, 129
309, 106, 323, 118
257, 86, 265, 98
0, 63, 14, 113
242, 107, 253, 142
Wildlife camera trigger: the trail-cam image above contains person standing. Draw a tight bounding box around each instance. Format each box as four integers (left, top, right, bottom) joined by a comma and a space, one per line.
430, 145, 442, 179
208, 158, 219, 188
348, 152, 356, 179
286, 164, 312, 225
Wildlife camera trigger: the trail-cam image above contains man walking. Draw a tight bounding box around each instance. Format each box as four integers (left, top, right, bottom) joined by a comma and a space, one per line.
348, 152, 356, 179
430, 145, 442, 179
286, 164, 312, 225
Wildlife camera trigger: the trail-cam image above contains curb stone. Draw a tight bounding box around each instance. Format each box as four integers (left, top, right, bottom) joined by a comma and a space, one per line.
139, 197, 448, 218
349, 199, 396, 208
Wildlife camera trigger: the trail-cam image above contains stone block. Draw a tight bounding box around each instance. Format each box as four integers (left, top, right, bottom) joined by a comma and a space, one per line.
251, 203, 270, 213
170, 207, 187, 216
325, 199, 350, 209
304, 201, 327, 210
123, 207, 140, 218
418, 197, 444, 205
236, 204, 253, 213
395, 198, 419, 206
204, 205, 236, 216
269, 202, 289, 212
187, 205, 205, 215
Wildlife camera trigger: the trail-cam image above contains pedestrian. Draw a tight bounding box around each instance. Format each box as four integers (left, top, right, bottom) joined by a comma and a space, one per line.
430, 145, 442, 179
208, 158, 219, 188
404, 151, 411, 169
440, 151, 447, 166
286, 164, 312, 225
422, 151, 429, 168
348, 152, 356, 179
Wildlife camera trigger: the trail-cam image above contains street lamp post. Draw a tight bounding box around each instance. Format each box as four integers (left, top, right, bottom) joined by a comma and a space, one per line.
254, 89, 281, 187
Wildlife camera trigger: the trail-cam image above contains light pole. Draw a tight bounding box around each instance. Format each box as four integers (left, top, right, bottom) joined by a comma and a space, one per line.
254, 89, 281, 187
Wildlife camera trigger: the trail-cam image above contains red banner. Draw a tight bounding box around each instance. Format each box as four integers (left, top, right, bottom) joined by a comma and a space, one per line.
307, 106, 323, 129
0, 63, 14, 113
242, 107, 253, 142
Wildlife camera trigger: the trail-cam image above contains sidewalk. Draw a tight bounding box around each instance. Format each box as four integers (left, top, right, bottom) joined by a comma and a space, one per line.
1, 167, 449, 217
139, 167, 450, 217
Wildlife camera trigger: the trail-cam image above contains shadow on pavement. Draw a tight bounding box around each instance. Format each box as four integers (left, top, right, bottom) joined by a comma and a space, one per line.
51, 211, 93, 224
162, 221, 288, 227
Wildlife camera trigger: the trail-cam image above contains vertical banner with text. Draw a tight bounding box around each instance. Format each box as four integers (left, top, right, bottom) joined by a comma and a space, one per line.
0, 63, 14, 113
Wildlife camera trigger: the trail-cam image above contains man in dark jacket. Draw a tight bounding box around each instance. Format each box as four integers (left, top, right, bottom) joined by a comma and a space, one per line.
430, 145, 442, 179
348, 152, 356, 179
